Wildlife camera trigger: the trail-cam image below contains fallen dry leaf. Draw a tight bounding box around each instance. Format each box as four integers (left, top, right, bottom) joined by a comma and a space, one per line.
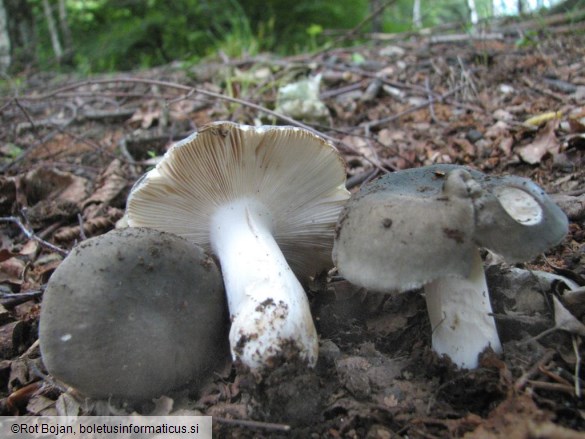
552, 295, 585, 337
21, 167, 88, 206
0, 257, 26, 284
516, 119, 560, 164
82, 159, 128, 213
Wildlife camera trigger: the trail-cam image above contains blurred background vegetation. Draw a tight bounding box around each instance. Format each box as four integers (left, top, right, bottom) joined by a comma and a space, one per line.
1, 0, 583, 74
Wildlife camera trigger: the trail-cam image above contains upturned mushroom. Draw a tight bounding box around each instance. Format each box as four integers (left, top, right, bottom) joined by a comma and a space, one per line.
333, 164, 568, 369
125, 122, 350, 370
39, 227, 229, 401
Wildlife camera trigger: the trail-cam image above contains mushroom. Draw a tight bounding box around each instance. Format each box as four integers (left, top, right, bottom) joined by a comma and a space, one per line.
333, 164, 568, 369
39, 227, 229, 401
125, 122, 350, 370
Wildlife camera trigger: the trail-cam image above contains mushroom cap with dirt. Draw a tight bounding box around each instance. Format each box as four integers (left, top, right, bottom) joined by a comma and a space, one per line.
125, 121, 350, 370
333, 164, 568, 369
39, 227, 229, 401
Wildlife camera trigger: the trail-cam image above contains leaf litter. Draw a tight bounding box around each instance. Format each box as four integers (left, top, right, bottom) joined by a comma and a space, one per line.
0, 27, 584, 438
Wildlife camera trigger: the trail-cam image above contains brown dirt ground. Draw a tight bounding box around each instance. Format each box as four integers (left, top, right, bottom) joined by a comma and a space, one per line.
0, 25, 584, 438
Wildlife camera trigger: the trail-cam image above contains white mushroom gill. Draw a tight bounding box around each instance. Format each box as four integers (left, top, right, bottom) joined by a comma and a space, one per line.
210, 197, 317, 369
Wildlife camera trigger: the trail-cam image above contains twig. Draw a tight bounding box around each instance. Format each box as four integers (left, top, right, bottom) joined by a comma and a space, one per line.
13, 98, 39, 132
346, 168, 380, 190
77, 213, 87, 241
19, 339, 40, 360
214, 417, 291, 432
573, 336, 582, 398
429, 33, 504, 44
514, 350, 556, 391
538, 364, 573, 387
424, 77, 443, 126
1, 288, 44, 309
527, 380, 584, 396
522, 76, 567, 103
0, 216, 68, 256
456, 57, 478, 101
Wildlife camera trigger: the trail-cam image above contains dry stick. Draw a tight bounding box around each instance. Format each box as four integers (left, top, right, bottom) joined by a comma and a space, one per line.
77, 213, 87, 241
1, 289, 44, 309
12, 98, 39, 131
0, 216, 68, 256
424, 77, 441, 126
514, 350, 556, 391
538, 364, 573, 387
0, 91, 182, 101
526, 380, 583, 396
573, 335, 582, 398
522, 76, 567, 103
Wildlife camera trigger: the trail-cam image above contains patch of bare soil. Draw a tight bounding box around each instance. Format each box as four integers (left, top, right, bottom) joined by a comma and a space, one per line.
0, 23, 584, 438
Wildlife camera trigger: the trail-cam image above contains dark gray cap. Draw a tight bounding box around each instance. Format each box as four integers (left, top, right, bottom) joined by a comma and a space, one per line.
39, 227, 229, 401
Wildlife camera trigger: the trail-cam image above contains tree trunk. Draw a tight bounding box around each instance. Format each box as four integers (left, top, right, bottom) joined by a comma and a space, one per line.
370, 0, 383, 33
57, 0, 73, 62
0, 0, 10, 73
413, 0, 422, 29
468, 0, 478, 25
42, 0, 63, 61
3, 0, 36, 72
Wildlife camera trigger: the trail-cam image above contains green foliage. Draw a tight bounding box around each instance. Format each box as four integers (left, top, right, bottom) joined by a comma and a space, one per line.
67, 0, 218, 72
31, 0, 566, 74
238, 0, 368, 53
29, 0, 370, 73
306, 24, 324, 52
209, 0, 261, 58
0, 144, 24, 165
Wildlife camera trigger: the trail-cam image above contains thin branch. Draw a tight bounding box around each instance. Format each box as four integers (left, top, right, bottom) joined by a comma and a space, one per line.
573, 336, 582, 398
0, 216, 68, 256
514, 350, 556, 391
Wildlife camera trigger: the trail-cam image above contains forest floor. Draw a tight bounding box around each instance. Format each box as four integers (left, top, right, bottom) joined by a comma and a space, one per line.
0, 21, 584, 439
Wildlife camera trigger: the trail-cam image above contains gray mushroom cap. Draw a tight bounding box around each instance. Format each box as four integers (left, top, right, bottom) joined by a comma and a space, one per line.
473, 173, 569, 262
39, 227, 229, 401
333, 164, 568, 293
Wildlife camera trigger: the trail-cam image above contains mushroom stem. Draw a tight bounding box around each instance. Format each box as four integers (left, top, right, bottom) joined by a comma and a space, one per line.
210, 197, 318, 370
423, 249, 502, 369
